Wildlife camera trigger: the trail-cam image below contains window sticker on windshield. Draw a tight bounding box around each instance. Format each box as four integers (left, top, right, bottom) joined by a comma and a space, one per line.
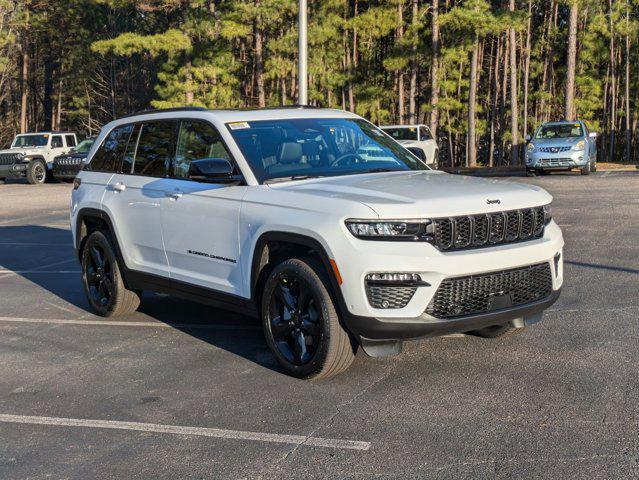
228, 122, 250, 130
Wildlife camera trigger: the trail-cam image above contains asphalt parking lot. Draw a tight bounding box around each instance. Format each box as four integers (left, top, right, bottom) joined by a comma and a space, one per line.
0, 171, 638, 479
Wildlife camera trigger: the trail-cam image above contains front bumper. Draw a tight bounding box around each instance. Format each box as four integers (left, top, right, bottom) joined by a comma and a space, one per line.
52, 163, 82, 179
526, 149, 587, 170
0, 163, 27, 177
346, 288, 560, 342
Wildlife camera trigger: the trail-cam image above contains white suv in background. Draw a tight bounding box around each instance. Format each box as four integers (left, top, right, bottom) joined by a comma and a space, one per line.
0, 132, 78, 184
380, 124, 439, 168
71, 107, 564, 379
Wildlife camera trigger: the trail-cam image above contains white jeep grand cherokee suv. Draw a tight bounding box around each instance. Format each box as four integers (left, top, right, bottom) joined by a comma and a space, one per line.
71, 107, 564, 379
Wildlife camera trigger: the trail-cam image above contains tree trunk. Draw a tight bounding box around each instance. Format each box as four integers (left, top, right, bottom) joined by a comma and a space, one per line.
254, 0, 266, 108
429, 0, 440, 134
20, 5, 29, 134
624, 5, 631, 162
467, 36, 479, 167
565, 1, 578, 120
522, 0, 532, 138
409, 0, 418, 124
509, 0, 519, 165
185, 59, 195, 104
608, 0, 616, 162
397, 0, 405, 124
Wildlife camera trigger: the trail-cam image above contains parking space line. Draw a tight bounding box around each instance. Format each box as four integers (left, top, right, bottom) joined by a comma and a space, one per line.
0, 316, 260, 331
0, 414, 371, 451
0, 242, 73, 246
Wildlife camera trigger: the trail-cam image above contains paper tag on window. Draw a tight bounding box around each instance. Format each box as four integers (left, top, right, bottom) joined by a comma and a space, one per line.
228, 122, 250, 130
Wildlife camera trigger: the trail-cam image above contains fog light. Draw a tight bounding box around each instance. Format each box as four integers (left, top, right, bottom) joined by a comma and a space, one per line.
365, 273, 429, 286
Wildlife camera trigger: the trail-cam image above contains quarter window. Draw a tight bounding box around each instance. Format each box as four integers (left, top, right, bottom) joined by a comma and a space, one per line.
419, 127, 433, 140
173, 120, 232, 179
51, 136, 63, 148
132, 121, 177, 177
88, 124, 133, 173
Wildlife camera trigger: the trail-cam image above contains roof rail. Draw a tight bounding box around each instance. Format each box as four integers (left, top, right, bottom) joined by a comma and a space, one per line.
119, 106, 208, 119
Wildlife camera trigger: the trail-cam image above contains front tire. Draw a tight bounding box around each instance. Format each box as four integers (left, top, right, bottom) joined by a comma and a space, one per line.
26, 159, 47, 184
580, 162, 591, 175
261, 257, 356, 379
81, 231, 141, 317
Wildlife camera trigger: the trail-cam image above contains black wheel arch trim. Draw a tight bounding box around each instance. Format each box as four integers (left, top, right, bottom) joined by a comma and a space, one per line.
249, 232, 348, 315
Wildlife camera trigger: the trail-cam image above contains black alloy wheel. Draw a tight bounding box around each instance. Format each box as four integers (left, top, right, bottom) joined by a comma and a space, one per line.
81, 231, 141, 317
85, 242, 114, 308
261, 257, 356, 379
267, 273, 321, 366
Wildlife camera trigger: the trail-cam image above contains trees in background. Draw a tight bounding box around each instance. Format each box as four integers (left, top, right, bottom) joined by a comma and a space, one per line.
0, 0, 638, 165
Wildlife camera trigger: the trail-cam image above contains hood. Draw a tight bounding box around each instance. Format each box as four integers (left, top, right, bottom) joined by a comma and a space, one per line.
0, 147, 42, 156
531, 137, 582, 147
268, 171, 552, 218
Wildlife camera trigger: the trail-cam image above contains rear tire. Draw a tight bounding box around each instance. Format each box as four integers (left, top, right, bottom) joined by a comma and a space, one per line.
26, 159, 47, 184
468, 324, 523, 338
81, 231, 141, 317
261, 257, 356, 379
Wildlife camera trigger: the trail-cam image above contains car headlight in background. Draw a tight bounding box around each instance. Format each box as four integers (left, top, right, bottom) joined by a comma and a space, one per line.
346, 220, 430, 240
572, 140, 585, 151
526, 143, 536, 153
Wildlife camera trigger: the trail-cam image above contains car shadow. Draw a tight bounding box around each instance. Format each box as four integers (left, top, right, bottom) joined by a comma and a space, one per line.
0, 224, 282, 373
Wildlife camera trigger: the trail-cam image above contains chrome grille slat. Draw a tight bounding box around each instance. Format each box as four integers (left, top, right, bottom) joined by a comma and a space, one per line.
431, 207, 546, 251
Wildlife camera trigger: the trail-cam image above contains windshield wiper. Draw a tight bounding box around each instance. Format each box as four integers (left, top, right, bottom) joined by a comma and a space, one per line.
358, 167, 397, 174
265, 174, 324, 184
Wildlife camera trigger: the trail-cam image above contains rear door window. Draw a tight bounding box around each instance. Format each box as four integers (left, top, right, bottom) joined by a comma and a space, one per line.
419, 127, 433, 140
65, 135, 76, 147
132, 121, 177, 178
51, 136, 63, 148
88, 124, 134, 172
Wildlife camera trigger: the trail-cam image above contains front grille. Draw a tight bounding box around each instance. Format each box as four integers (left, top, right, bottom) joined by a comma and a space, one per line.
539, 146, 571, 153
366, 284, 417, 309
538, 158, 574, 167
56, 157, 82, 165
425, 263, 553, 319
430, 206, 546, 251
0, 153, 21, 165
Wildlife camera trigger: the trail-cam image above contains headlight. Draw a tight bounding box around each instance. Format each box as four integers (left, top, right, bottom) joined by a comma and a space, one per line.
526, 143, 536, 152
345, 219, 431, 241
572, 140, 585, 151
543, 204, 552, 225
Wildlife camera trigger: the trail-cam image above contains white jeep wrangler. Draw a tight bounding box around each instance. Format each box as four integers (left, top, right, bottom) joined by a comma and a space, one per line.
0, 132, 78, 184
71, 107, 564, 379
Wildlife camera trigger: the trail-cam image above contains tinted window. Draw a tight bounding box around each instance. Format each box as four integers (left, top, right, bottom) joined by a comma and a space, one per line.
88, 124, 133, 173
51, 136, 63, 148
536, 123, 584, 139
419, 127, 433, 140
173, 120, 231, 179
121, 124, 141, 174
381, 127, 418, 141
132, 121, 177, 177
12, 134, 48, 147
65, 135, 76, 147
228, 118, 427, 183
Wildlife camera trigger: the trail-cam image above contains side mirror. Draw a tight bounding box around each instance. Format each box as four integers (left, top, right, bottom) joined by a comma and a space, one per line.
525, 134, 532, 143
589, 132, 597, 138
188, 158, 237, 183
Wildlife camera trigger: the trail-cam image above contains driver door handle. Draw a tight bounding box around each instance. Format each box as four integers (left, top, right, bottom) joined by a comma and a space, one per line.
112, 182, 126, 192
165, 190, 183, 200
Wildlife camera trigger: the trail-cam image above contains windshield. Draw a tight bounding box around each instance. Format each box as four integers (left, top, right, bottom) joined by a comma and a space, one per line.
536, 124, 583, 139
12, 134, 49, 148
74, 139, 94, 153
381, 127, 418, 141
228, 118, 428, 183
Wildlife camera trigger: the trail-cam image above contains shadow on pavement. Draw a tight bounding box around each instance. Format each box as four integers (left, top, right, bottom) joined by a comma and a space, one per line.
0, 224, 280, 373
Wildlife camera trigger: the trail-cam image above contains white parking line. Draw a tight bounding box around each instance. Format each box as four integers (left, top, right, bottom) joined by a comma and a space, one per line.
0, 414, 371, 451
0, 316, 260, 331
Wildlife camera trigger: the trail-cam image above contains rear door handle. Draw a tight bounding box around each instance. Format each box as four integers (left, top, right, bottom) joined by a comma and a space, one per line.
165, 190, 183, 200
112, 182, 126, 192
